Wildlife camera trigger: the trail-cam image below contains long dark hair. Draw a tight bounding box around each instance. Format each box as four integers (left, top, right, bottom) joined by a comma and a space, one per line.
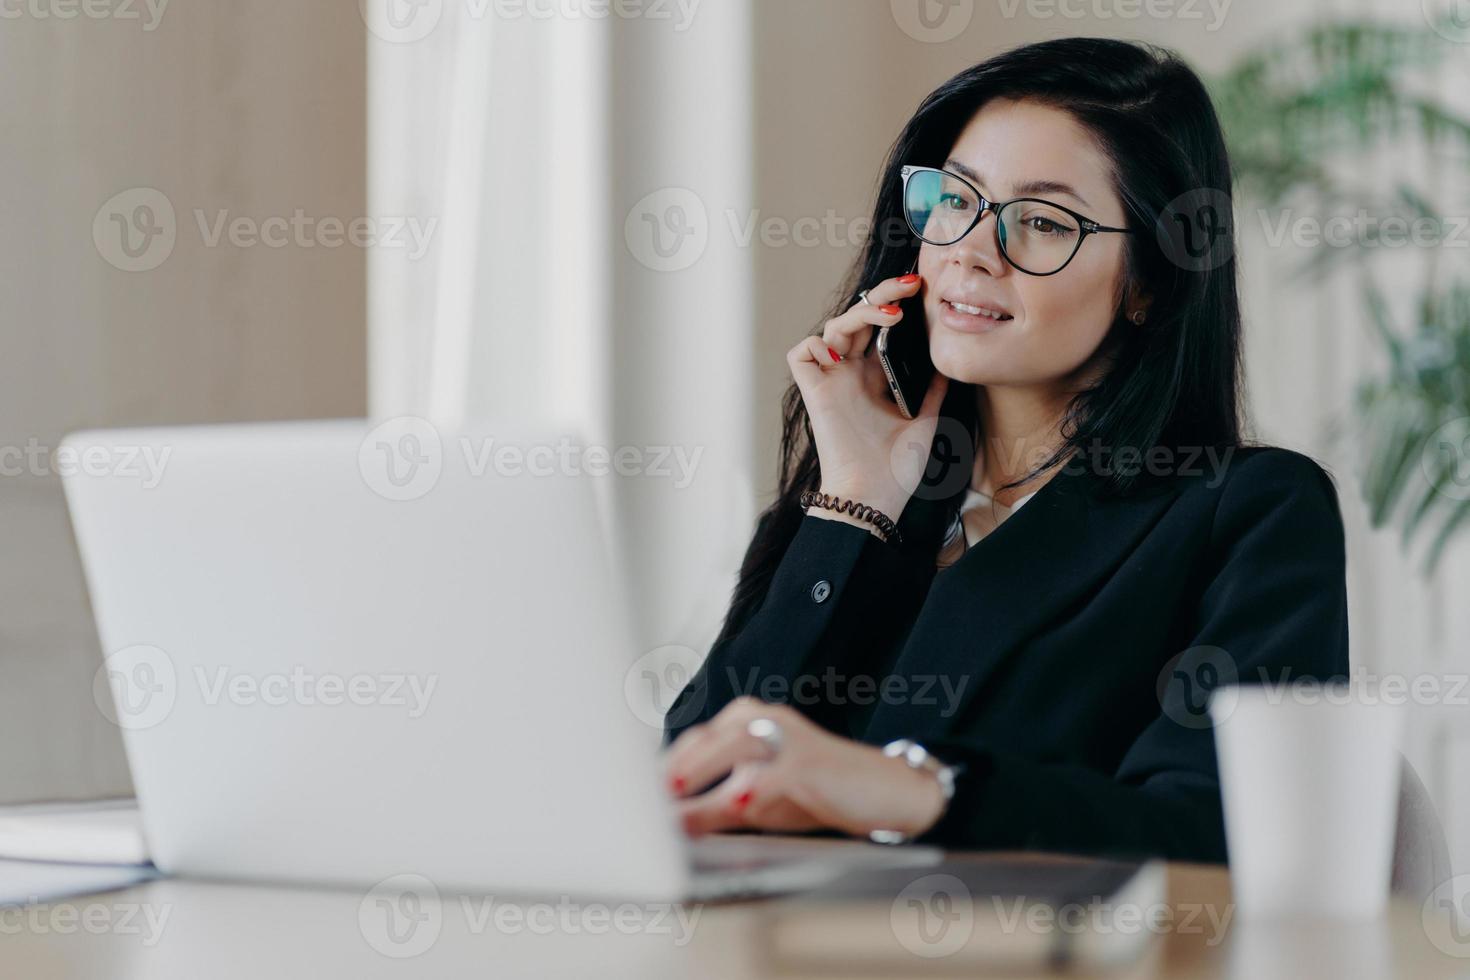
718, 37, 1244, 647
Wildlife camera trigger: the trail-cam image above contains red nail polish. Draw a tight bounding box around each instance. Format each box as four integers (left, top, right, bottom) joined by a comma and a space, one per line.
733, 791, 752, 811
828, 346, 842, 363
899, 274, 920, 284
880, 304, 902, 315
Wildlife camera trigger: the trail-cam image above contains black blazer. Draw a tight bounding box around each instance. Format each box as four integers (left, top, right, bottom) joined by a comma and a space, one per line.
664, 446, 1350, 863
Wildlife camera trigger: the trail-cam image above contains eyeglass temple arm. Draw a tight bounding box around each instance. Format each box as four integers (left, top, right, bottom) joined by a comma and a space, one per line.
1081, 220, 1134, 235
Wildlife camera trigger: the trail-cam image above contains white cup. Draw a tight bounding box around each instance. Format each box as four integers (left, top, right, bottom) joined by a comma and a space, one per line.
1210, 682, 1403, 920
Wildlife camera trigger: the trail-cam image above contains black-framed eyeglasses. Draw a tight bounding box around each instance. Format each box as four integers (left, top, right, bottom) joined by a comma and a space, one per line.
900, 165, 1133, 277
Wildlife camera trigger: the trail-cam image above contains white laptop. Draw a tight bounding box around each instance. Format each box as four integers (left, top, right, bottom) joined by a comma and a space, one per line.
61, 419, 939, 901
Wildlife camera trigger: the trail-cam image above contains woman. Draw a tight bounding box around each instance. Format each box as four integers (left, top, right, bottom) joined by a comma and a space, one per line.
662, 38, 1348, 862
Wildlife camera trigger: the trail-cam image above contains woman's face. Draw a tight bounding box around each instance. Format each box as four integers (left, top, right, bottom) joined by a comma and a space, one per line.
917, 98, 1136, 388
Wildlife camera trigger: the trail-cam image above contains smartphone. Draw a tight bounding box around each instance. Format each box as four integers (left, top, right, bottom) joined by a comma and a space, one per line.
873, 266, 934, 419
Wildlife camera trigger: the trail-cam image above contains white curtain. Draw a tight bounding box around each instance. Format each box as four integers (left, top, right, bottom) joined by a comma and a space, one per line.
366, 1, 757, 667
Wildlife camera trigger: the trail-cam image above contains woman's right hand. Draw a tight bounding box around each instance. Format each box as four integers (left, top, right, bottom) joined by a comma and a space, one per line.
786, 273, 949, 524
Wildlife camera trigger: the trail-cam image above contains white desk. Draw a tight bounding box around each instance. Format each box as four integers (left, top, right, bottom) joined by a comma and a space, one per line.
0, 842, 1463, 979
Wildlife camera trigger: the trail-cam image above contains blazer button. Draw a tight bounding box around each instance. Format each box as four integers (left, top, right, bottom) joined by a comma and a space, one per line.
810, 580, 832, 604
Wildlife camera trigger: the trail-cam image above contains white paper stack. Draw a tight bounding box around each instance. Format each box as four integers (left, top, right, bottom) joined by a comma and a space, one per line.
0, 798, 149, 866
0, 799, 157, 905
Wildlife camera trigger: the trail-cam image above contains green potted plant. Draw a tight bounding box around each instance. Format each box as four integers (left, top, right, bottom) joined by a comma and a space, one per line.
1212, 21, 1470, 572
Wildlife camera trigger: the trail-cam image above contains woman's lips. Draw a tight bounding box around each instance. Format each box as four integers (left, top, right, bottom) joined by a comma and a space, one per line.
938, 299, 1015, 333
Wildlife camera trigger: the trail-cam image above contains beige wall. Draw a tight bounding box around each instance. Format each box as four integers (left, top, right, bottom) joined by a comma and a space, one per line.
0, 2, 367, 802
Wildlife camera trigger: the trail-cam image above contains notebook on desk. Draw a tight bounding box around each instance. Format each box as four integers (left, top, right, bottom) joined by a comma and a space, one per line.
0, 799, 156, 905
760, 857, 1166, 973
0, 799, 148, 867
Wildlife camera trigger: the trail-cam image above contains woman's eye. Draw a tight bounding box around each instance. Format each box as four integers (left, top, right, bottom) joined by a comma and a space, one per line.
1026, 216, 1072, 236
939, 194, 972, 212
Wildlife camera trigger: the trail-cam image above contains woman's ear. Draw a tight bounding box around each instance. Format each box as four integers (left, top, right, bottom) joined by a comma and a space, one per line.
1125, 285, 1153, 326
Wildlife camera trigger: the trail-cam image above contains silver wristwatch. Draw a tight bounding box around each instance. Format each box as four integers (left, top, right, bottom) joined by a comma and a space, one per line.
868, 739, 958, 845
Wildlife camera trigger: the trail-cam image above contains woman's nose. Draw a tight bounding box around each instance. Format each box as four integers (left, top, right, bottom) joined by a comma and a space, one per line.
948, 207, 1007, 277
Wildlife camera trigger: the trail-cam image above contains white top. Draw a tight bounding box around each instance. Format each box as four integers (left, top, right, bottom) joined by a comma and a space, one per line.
936, 484, 1040, 568
934, 481, 1040, 567
959, 485, 1039, 548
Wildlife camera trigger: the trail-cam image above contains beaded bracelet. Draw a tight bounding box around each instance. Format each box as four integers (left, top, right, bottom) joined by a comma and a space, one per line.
799, 490, 903, 547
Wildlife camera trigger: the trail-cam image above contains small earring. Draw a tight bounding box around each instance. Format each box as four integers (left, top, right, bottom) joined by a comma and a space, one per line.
1131, 310, 1147, 325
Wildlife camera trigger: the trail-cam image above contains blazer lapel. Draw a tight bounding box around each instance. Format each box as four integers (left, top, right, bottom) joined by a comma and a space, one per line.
863, 465, 1182, 744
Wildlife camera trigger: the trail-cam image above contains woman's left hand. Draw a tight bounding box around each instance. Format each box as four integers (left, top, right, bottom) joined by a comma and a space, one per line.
664, 698, 947, 839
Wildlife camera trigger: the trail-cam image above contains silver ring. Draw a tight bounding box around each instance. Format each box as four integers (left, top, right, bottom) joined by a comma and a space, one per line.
858, 289, 873, 306
746, 717, 784, 759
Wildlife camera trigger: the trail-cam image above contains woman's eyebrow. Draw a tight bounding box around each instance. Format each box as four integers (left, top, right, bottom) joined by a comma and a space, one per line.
943, 159, 1091, 208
